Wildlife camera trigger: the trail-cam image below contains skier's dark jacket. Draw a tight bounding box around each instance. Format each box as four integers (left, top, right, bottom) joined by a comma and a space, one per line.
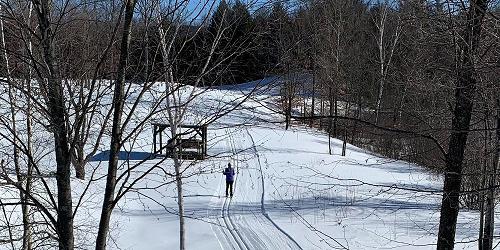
223, 167, 235, 182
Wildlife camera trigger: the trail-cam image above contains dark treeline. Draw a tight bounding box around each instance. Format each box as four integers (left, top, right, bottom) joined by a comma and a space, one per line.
1, 0, 263, 85
260, 0, 499, 208
127, 0, 264, 85
262, 1, 499, 249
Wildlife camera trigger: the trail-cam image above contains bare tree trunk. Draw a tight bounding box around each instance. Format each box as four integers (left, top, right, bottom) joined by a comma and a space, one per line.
285, 65, 292, 130
342, 129, 347, 156
143, 11, 150, 82
478, 111, 489, 250
96, 0, 137, 248
302, 83, 306, 117
31, 0, 75, 248
23, 5, 34, 248
436, 1, 487, 249
328, 86, 333, 155
397, 84, 407, 126
320, 92, 324, 116
156, 11, 186, 247
374, 4, 386, 125
23, 77, 33, 250
375, 73, 385, 125
310, 66, 315, 127
1, 6, 32, 248
341, 101, 350, 156
333, 91, 338, 138
72, 80, 87, 180
287, 87, 292, 129
482, 98, 500, 250
351, 94, 362, 145
374, 2, 401, 125
173, 152, 185, 250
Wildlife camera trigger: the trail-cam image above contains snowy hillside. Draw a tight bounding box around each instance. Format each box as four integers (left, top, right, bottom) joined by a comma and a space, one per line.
75, 82, 486, 250
0, 80, 487, 250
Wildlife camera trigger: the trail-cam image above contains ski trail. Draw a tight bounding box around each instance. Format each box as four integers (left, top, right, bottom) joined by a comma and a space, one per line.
209, 176, 237, 250
226, 131, 251, 250
208, 130, 251, 250
223, 198, 249, 250
209, 178, 249, 250
211, 127, 302, 249
245, 128, 304, 250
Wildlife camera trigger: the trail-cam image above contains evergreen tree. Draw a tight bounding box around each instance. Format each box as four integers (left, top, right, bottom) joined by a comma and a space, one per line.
206, 0, 261, 84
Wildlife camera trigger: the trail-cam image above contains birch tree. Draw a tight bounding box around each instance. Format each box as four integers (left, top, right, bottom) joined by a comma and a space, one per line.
372, 0, 401, 125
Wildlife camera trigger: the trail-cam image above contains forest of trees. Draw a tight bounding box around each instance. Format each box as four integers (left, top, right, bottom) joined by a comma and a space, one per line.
256, 1, 499, 249
0, 0, 498, 249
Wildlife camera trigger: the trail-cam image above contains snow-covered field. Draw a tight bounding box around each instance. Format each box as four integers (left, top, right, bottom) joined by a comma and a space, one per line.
0, 80, 490, 249
91, 81, 490, 250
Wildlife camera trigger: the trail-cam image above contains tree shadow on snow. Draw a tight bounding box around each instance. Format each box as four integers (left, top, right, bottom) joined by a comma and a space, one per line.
90, 150, 154, 162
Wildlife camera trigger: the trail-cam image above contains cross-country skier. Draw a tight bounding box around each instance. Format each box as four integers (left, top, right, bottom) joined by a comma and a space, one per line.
223, 163, 235, 197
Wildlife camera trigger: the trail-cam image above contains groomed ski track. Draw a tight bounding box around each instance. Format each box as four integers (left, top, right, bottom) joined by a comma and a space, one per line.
209, 128, 302, 250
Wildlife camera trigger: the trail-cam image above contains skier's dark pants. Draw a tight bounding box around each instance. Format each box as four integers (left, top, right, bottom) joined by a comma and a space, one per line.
226, 181, 234, 196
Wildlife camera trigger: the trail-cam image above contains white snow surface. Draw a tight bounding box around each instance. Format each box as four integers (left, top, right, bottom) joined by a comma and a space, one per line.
0, 80, 490, 249
105, 82, 486, 250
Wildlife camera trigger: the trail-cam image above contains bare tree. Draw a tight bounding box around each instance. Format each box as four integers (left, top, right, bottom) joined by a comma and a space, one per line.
155, 1, 260, 248
0, 0, 120, 248
30, 0, 75, 247
95, 0, 138, 248
437, 0, 489, 249
372, 0, 401, 125
481, 99, 499, 250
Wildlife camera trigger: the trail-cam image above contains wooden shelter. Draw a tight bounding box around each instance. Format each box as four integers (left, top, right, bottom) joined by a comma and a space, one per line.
152, 123, 208, 160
